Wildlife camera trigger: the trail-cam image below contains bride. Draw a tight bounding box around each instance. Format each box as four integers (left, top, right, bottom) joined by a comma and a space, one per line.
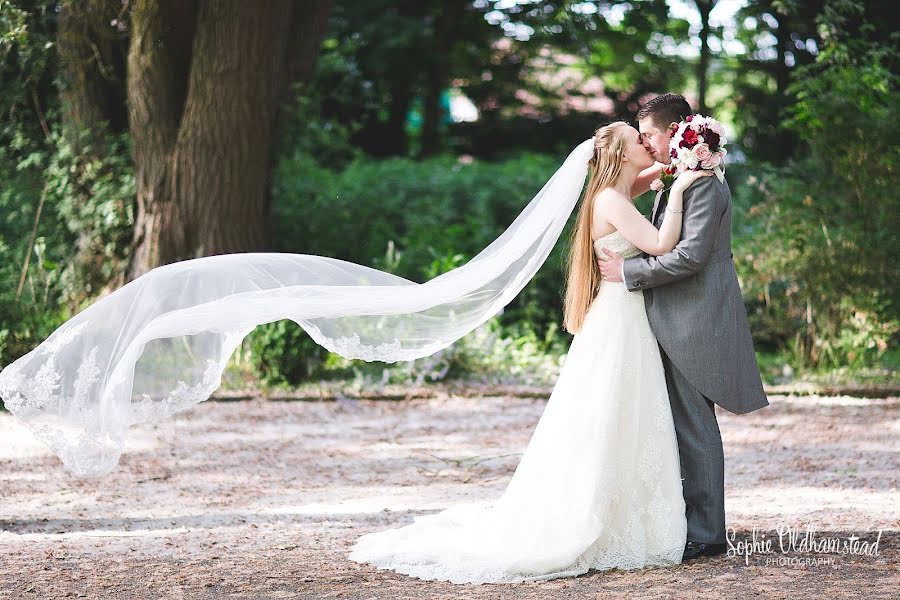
347, 122, 711, 583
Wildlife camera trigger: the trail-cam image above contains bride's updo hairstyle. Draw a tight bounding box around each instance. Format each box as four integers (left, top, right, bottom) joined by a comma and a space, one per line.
563, 121, 629, 334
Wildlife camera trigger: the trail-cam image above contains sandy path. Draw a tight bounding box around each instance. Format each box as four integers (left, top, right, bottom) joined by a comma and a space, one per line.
1, 393, 897, 599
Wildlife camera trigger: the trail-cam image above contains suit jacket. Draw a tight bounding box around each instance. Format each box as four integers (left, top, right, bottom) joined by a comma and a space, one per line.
623, 176, 768, 414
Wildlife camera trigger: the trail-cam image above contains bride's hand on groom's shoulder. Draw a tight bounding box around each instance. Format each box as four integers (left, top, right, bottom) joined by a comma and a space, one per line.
672, 169, 713, 193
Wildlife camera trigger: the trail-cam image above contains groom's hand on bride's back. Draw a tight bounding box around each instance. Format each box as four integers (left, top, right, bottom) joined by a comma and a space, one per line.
597, 248, 624, 282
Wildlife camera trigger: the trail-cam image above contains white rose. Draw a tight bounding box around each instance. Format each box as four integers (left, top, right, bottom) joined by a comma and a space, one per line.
677, 147, 699, 169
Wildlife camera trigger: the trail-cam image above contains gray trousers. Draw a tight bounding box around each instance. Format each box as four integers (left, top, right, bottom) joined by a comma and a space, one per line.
660, 345, 726, 544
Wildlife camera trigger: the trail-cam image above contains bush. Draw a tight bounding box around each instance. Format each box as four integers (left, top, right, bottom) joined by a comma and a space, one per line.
245, 149, 597, 386
732, 14, 899, 370
270, 147, 582, 332
245, 320, 329, 387
0, 127, 134, 368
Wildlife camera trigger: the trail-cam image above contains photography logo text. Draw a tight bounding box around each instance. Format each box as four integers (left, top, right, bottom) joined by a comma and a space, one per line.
726, 524, 883, 567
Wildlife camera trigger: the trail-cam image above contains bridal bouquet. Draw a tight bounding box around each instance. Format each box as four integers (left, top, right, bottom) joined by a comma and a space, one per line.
650, 114, 728, 192
669, 114, 727, 176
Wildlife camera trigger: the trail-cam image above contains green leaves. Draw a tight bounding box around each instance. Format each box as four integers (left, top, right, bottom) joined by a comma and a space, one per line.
732, 11, 899, 371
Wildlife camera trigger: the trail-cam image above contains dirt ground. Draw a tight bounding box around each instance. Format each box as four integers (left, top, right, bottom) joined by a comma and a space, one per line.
1, 391, 897, 599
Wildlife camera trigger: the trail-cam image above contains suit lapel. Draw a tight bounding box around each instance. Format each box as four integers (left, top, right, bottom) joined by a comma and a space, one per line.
651, 188, 668, 225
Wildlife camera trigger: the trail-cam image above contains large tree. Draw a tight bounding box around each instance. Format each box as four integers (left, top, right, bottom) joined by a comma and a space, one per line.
693, 0, 717, 114
126, 0, 333, 278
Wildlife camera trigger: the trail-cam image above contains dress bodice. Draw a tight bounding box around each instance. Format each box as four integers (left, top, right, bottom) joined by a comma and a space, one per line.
592, 230, 642, 260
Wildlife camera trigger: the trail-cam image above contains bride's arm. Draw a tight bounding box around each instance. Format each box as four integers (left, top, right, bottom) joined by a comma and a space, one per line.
601, 171, 713, 256
630, 164, 663, 198
600, 193, 682, 257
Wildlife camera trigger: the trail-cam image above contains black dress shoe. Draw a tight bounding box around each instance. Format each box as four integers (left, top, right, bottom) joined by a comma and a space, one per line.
682, 540, 727, 561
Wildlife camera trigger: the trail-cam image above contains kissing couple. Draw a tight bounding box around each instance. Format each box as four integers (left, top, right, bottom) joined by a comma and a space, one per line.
347, 93, 770, 583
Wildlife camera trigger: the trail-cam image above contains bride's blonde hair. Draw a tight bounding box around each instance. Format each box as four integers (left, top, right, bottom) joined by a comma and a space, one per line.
563, 121, 629, 335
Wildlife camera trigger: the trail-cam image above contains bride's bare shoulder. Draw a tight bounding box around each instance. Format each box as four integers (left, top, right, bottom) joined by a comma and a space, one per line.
592, 188, 630, 214
591, 188, 630, 238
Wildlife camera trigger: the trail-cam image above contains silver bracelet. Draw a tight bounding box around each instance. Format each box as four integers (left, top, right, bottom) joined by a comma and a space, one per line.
666, 207, 684, 214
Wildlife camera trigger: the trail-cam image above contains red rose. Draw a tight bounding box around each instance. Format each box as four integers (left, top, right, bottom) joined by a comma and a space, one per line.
704, 129, 720, 151
682, 128, 699, 146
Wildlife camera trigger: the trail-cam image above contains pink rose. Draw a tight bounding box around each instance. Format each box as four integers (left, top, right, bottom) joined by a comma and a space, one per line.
650, 178, 665, 192
701, 152, 722, 169
693, 143, 712, 162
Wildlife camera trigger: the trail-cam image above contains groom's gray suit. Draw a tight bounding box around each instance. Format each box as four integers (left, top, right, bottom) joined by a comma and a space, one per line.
623, 174, 768, 545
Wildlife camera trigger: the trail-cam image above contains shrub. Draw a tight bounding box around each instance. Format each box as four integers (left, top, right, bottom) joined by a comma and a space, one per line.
733, 14, 898, 370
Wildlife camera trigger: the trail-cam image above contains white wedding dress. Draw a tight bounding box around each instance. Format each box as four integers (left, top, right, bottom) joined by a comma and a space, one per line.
348, 231, 687, 584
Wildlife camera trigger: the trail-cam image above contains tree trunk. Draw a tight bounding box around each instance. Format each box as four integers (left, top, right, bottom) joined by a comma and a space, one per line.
56, 0, 131, 296
127, 0, 333, 279
695, 0, 715, 114
386, 75, 413, 156
773, 12, 790, 99
419, 2, 466, 158
57, 0, 130, 145
772, 10, 794, 157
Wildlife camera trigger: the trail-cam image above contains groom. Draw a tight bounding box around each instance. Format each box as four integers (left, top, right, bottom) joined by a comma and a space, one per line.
597, 93, 769, 561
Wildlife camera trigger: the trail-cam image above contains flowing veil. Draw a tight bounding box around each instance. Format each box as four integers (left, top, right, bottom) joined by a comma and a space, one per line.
0, 138, 595, 477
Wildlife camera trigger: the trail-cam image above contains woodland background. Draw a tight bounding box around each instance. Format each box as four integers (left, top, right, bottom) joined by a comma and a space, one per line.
0, 0, 896, 394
